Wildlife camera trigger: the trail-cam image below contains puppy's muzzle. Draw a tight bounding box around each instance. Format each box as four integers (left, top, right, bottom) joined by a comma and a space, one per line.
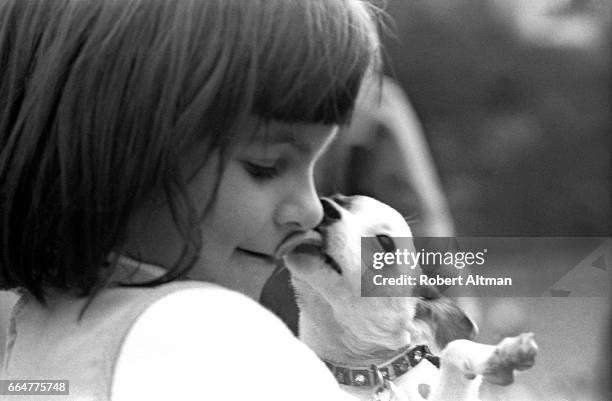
274, 199, 343, 275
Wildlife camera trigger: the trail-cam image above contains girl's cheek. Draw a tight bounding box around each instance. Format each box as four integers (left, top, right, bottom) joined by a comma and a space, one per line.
234, 182, 276, 228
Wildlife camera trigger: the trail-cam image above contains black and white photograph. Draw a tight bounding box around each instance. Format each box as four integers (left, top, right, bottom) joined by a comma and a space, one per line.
0, 0, 609, 400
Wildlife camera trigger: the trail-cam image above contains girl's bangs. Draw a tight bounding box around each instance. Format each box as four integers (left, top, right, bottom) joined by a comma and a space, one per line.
250, 1, 381, 125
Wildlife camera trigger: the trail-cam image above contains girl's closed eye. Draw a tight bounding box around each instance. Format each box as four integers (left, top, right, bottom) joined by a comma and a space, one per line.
242, 160, 282, 181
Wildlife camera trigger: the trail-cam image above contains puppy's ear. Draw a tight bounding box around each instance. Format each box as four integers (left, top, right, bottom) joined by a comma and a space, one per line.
415, 299, 478, 349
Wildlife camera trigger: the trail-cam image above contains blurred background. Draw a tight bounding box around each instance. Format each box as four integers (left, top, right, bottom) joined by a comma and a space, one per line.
345, 1, 610, 400
382, 0, 610, 236
314, 1, 610, 400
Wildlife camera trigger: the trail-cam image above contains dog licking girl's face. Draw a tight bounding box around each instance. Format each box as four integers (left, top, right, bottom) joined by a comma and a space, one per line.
278, 195, 476, 352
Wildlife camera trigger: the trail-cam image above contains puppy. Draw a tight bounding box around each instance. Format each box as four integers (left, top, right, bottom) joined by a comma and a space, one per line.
276, 195, 537, 401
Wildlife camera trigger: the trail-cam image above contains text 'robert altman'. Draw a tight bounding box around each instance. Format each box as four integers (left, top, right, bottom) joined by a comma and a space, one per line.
370, 247, 513, 287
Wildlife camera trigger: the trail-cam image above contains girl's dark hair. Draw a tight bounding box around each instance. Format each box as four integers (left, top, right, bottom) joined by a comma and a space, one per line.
0, 0, 382, 301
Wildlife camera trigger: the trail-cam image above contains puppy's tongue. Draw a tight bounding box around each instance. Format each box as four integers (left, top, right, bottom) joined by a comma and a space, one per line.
275, 231, 323, 260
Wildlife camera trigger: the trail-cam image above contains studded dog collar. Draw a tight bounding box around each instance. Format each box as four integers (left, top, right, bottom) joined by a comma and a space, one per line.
324, 345, 440, 387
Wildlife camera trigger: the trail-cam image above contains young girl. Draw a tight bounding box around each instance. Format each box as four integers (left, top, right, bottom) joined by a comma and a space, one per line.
0, 0, 382, 399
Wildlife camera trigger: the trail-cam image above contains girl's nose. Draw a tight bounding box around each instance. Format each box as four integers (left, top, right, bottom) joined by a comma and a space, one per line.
278, 181, 323, 231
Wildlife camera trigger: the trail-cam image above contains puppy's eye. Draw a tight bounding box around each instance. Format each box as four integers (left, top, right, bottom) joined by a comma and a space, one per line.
376, 234, 396, 252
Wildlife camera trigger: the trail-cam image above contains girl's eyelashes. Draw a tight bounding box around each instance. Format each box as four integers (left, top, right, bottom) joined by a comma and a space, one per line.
242, 161, 280, 180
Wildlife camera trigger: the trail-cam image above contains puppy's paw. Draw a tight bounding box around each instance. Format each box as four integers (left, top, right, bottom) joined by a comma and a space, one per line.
482, 333, 537, 385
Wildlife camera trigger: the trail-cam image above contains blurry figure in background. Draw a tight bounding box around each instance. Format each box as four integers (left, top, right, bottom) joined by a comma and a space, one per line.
261, 76, 462, 335
316, 76, 455, 237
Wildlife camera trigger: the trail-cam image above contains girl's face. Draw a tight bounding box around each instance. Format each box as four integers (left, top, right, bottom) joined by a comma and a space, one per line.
190, 119, 337, 297
126, 118, 337, 299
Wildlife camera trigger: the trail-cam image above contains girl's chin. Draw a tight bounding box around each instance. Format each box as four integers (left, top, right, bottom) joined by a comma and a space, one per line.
188, 248, 277, 298
225, 251, 278, 299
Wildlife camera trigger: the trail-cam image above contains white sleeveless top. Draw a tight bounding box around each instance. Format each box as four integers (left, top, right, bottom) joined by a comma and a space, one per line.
1, 258, 349, 400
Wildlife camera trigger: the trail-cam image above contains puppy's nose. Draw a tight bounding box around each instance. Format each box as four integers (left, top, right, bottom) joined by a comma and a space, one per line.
320, 197, 341, 225
414, 283, 440, 300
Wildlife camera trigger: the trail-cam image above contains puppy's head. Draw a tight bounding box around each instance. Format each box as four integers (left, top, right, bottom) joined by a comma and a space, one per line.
278, 195, 476, 351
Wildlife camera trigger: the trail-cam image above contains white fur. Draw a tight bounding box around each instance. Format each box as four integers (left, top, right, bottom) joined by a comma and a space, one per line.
283, 196, 537, 401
